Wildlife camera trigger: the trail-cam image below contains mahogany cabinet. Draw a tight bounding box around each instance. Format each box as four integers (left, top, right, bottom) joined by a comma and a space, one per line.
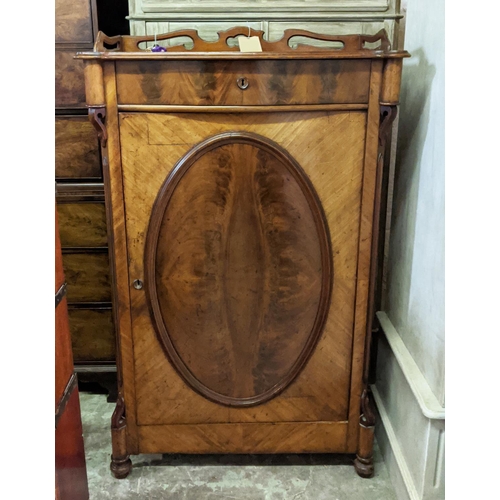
78, 27, 408, 479
56, 205, 89, 500
56, 0, 118, 396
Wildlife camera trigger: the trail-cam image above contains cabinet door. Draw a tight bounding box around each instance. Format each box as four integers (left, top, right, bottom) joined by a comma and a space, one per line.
120, 111, 366, 427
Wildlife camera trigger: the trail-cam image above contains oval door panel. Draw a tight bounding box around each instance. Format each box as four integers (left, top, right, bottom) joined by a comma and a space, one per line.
145, 132, 332, 407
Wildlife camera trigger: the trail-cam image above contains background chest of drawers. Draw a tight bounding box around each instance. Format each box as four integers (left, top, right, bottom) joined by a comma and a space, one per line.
55, 0, 117, 398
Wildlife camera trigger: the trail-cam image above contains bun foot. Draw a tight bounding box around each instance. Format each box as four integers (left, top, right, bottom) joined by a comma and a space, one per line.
354, 455, 374, 478
355, 389, 376, 478
110, 395, 131, 479
110, 456, 132, 479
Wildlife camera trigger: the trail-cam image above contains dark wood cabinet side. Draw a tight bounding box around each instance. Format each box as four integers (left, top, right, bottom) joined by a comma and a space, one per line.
55, 205, 89, 500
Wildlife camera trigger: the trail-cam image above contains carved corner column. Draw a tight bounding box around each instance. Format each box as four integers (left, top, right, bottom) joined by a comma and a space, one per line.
84, 60, 107, 147
355, 99, 398, 479
84, 58, 130, 479
364, 104, 398, 382
110, 395, 132, 478
85, 59, 109, 184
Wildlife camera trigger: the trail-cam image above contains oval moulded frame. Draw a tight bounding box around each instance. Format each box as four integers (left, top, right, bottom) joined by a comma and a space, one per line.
144, 131, 333, 407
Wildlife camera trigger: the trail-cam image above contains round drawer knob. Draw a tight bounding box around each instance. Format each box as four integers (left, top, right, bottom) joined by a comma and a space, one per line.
133, 279, 143, 290
237, 77, 249, 90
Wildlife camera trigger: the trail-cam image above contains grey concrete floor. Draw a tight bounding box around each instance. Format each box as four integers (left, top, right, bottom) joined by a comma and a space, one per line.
80, 392, 397, 499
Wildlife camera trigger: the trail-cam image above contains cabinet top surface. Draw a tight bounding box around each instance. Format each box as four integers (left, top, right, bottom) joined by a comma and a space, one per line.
76, 27, 409, 60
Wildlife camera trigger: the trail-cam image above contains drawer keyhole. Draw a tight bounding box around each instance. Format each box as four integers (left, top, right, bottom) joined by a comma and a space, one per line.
237, 77, 249, 90
133, 279, 143, 290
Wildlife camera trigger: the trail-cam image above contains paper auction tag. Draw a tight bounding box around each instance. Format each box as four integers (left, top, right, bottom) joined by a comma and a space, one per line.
238, 36, 263, 52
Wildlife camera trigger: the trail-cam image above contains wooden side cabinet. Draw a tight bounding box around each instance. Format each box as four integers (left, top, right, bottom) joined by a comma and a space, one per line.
56, 0, 118, 397
78, 27, 408, 479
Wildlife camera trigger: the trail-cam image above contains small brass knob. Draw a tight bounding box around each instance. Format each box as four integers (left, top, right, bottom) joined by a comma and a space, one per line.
133, 279, 143, 290
237, 77, 249, 90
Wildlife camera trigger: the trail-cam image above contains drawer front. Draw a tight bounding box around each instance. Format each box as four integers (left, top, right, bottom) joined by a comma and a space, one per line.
68, 308, 116, 362
56, 116, 101, 180
55, 0, 93, 44
116, 59, 371, 106
63, 253, 112, 302
57, 202, 107, 247
56, 49, 87, 108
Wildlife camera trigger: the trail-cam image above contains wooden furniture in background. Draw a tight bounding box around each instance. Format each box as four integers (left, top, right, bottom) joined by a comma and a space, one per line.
126, 0, 404, 49
56, 204, 89, 500
56, 0, 118, 400
78, 27, 408, 479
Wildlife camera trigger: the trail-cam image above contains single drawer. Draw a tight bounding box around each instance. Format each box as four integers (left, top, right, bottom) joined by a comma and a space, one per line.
63, 252, 112, 302
57, 202, 107, 247
55, 0, 93, 44
116, 59, 371, 106
68, 307, 116, 362
56, 49, 87, 108
55, 116, 101, 180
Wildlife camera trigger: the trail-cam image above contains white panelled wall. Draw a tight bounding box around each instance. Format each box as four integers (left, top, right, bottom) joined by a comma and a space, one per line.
374, 1, 445, 499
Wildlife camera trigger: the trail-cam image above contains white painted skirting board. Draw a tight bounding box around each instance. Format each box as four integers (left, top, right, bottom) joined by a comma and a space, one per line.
374, 312, 445, 500
371, 384, 419, 500
376, 312, 445, 420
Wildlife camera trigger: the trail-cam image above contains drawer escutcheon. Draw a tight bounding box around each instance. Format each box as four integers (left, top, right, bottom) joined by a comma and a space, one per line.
236, 77, 249, 90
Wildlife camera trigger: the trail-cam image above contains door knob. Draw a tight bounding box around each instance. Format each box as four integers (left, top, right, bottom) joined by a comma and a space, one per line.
133, 279, 143, 290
